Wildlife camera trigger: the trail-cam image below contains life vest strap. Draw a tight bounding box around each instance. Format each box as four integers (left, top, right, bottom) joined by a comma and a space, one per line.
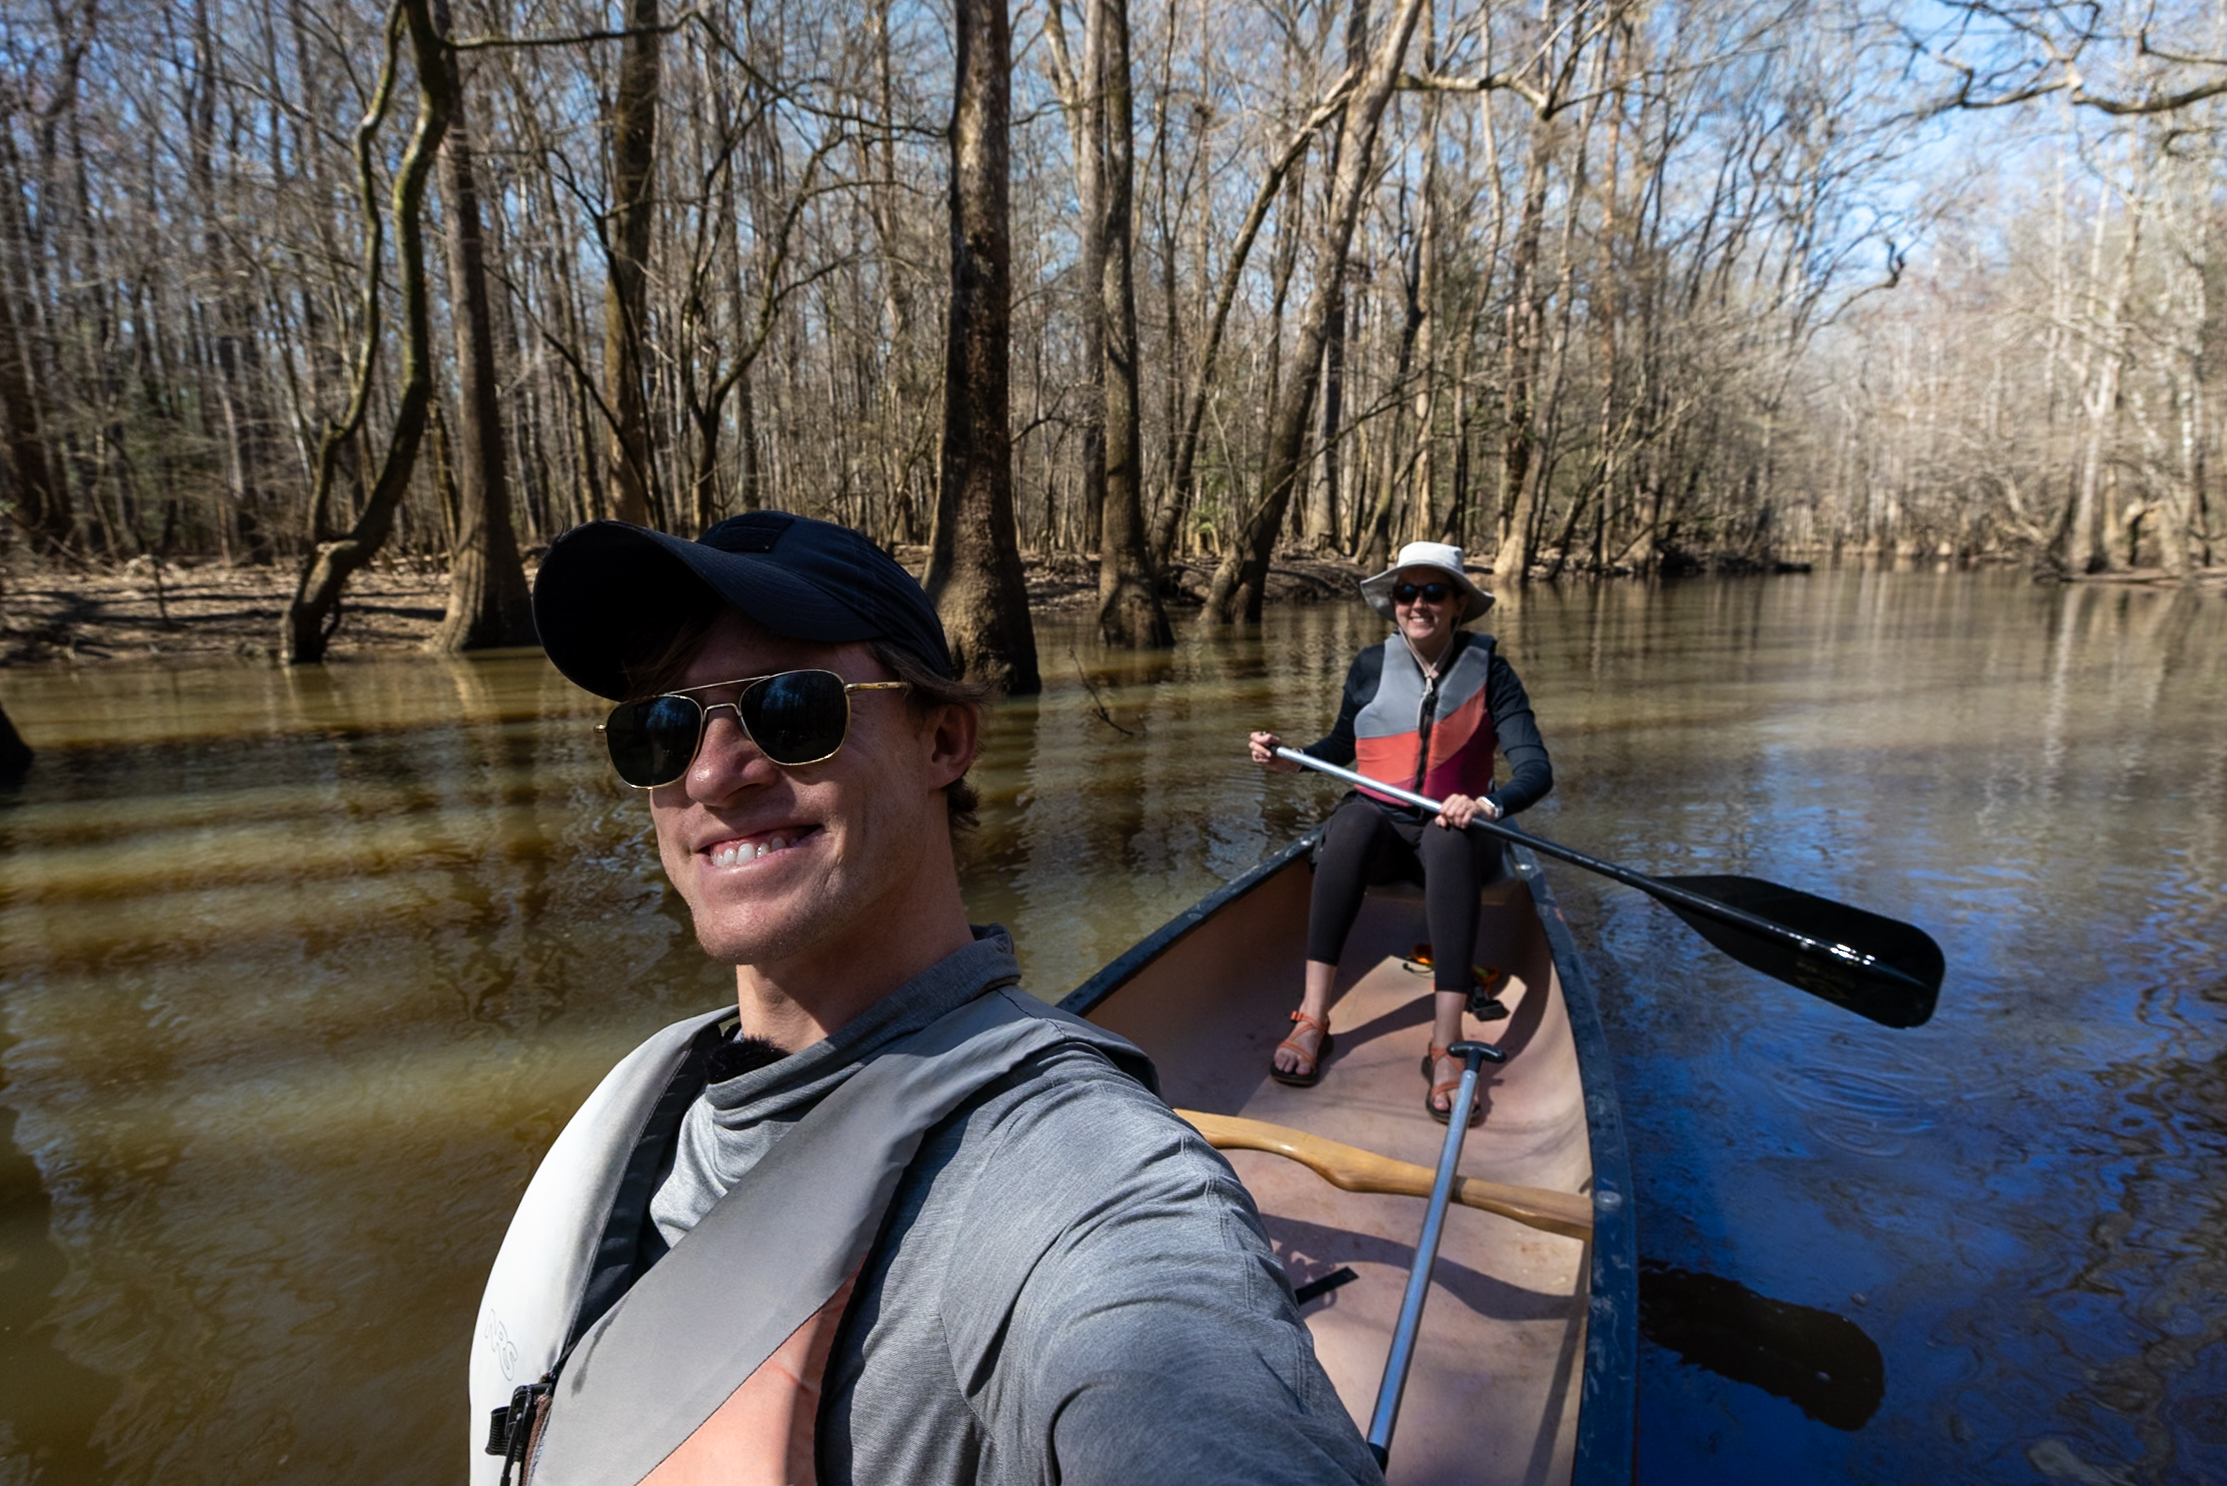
488, 1380, 553, 1484
570, 1018, 733, 1350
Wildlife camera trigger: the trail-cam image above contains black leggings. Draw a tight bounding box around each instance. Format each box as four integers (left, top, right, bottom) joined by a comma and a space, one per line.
1306, 795, 1499, 993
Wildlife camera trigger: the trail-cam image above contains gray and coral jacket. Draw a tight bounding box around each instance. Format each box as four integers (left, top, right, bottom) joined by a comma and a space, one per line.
468, 931, 1380, 1486
1303, 631, 1552, 815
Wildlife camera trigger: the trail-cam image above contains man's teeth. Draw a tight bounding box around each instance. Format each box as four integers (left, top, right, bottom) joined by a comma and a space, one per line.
711, 835, 789, 866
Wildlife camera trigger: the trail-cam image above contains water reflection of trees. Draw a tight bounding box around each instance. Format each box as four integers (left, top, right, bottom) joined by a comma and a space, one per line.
0, 653, 728, 1483
0, 584, 2219, 1482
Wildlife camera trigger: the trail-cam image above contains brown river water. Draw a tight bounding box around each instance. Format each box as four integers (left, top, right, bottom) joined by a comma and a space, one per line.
0, 570, 2221, 1484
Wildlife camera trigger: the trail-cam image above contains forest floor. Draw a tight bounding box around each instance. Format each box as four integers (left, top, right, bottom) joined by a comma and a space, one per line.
0, 549, 1369, 669
15, 548, 2208, 671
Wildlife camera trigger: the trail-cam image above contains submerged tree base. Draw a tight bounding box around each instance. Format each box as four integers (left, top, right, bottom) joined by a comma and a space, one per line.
16, 548, 2172, 672
0, 550, 1370, 669
0, 560, 452, 666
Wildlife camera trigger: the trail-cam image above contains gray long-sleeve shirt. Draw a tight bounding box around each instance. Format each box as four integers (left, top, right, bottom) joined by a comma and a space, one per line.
648, 931, 1383, 1486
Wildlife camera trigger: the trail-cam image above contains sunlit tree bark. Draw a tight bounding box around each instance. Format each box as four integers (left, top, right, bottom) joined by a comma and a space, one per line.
925, 0, 1039, 693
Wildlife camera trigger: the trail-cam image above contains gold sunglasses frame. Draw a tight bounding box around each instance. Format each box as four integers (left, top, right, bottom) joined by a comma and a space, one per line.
596, 671, 910, 788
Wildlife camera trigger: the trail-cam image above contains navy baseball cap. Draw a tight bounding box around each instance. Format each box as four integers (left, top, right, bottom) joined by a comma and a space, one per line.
533, 512, 955, 699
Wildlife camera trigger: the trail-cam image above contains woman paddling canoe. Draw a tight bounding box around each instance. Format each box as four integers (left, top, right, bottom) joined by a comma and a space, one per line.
1248, 541, 1554, 1121
1062, 774, 1624, 1481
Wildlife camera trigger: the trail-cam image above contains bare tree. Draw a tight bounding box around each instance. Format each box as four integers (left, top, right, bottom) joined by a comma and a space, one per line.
1916, 2, 2227, 116
603, 0, 662, 527
284, 0, 450, 663
427, 0, 534, 652
1149, 72, 1357, 566
1203, 0, 1428, 623
0, 170, 69, 557
925, 0, 1039, 693
9, 0, 2205, 631
1090, 0, 1173, 646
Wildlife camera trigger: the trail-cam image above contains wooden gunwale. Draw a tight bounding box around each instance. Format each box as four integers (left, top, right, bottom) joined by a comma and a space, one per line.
1060, 831, 1637, 1485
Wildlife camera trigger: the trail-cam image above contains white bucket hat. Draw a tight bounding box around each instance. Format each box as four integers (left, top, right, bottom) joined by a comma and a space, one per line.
1358, 541, 1495, 623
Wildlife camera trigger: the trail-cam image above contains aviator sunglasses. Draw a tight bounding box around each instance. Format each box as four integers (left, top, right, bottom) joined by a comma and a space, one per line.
1393, 580, 1455, 605
599, 670, 909, 788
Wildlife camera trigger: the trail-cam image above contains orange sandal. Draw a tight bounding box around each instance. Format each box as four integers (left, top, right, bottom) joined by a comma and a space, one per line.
1270, 1010, 1333, 1088
1421, 1044, 1484, 1126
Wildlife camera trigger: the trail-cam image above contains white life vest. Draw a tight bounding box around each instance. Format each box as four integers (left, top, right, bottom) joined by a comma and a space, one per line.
467, 990, 1152, 1486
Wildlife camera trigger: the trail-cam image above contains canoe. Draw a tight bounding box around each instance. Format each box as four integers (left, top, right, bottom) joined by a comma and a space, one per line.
1060, 830, 1638, 1486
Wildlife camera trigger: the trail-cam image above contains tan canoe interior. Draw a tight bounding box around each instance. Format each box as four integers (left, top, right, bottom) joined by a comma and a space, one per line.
1083, 853, 1594, 1486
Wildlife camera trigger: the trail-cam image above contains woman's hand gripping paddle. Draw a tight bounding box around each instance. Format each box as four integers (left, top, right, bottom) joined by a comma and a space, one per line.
1273, 748, 1943, 1029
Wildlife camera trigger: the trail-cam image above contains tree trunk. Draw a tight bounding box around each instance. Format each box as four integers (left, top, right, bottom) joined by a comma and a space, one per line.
189, 0, 274, 565
1091, 0, 1171, 646
1257, 174, 1301, 522
736, 367, 764, 512
604, 0, 661, 527
1076, 5, 1107, 558
1494, 121, 1554, 581
283, 0, 450, 663
1406, 86, 1441, 545
2066, 178, 2142, 576
0, 258, 69, 558
1150, 0, 1184, 572
1308, 0, 1370, 553
1204, 0, 1428, 622
1314, 297, 1348, 553
1043, 0, 1107, 558
0, 101, 83, 560
428, 24, 535, 653
924, 0, 1039, 693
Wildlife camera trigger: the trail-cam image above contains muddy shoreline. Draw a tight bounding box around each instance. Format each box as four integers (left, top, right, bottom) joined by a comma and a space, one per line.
0, 549, 1372, 669
11, 548, 2213, 672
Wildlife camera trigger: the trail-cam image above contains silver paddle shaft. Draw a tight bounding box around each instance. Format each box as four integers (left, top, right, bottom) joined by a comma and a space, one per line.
1272, 746, 1451, 816
1272, 745, 1925, 997
1365, 1044, 1492, 1465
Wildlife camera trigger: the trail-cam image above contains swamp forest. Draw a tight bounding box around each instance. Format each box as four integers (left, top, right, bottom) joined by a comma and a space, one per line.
3, 3, 2227, 1483
2, 0, 2226, 695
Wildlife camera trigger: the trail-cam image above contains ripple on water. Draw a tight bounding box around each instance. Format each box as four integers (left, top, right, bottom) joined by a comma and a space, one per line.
1763, 1059, 1954, 1158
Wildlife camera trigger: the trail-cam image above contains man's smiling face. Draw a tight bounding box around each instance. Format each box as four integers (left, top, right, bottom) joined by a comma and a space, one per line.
646, 607, 959, 972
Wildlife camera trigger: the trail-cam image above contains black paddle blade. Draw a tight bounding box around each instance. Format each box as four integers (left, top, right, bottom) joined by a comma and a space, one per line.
1654, 875, 1943, 1029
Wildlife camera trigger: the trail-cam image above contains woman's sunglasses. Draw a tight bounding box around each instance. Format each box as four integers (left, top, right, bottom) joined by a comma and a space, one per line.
1393, 581, 1455, 605
598, 670, 909, 788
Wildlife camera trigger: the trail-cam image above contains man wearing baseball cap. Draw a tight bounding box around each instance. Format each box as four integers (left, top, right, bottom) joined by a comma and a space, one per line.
470, 511, 1380, 1486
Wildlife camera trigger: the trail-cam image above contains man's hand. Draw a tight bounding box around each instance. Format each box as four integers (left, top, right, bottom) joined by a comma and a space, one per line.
1249, 731, 1301, 772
